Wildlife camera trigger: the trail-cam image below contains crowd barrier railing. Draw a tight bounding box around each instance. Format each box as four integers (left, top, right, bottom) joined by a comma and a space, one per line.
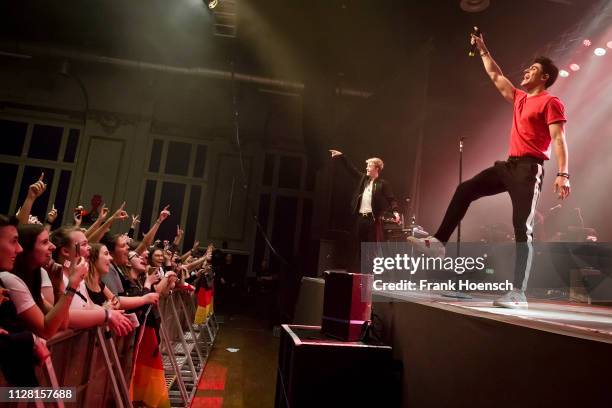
0, 289, 220, 408
159, 290, 218, 406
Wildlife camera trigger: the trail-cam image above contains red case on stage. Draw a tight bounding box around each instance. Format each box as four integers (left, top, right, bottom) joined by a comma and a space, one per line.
321, 271, 373, 341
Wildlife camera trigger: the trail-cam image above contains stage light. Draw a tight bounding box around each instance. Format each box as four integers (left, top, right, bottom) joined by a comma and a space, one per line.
607, 41, 612, 49
594, 47, 606, 56
459, 0, 490, 13
569, 63, 580, 71
559, 70, 570, 78
208, 0, 219, 9
583, 39, 592, 47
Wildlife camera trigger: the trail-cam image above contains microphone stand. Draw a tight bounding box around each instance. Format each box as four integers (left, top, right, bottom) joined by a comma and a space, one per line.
442, 136, 471, 300
457, 136, 464, 257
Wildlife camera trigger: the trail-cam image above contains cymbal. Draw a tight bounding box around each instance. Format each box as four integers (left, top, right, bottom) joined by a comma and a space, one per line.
405, 223, 424, 230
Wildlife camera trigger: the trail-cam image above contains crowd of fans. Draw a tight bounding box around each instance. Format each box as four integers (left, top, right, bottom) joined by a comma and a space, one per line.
0, 173, 217, 407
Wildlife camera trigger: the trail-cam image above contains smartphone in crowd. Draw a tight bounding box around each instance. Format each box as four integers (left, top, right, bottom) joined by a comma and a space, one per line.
75, 242, 81, 262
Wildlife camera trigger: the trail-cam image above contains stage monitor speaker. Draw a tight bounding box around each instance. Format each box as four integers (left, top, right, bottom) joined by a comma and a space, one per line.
275, 325, 397, 408
293, 277, 325, 326
321, 271, 373, 341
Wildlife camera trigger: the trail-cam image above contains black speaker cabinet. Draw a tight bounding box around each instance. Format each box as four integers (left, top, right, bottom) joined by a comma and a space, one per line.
322, 271, 373, 341
275, 325, 398, 408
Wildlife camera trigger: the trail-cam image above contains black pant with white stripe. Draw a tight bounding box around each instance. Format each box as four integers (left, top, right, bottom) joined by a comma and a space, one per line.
434, 157, 544, 291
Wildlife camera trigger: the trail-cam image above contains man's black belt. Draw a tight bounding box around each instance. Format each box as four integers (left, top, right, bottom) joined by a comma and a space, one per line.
508, 155, 544, 166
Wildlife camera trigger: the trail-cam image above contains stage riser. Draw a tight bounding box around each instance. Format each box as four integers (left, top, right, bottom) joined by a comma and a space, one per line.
374, 300, 612, 407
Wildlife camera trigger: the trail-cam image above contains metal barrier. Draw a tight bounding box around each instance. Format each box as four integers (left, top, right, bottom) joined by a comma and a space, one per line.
43, 326, 135, 408
0, 290, 220, 407
159, 290, 219, 407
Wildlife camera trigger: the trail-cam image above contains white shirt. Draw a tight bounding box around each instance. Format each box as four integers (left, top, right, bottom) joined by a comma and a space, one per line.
359, 179, 374, 214
41, 267, 52, 289
0, 271, 36, 314
63, 274, 93, 309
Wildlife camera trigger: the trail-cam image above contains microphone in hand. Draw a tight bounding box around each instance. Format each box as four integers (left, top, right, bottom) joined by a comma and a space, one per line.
469, 26, 481, 57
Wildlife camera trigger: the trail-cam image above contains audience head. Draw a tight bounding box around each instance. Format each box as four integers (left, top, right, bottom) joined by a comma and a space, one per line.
149, 247, 164, 267
50, 226, 91, 263
0, 214, 22, 271
15, 224, 55, 270
90, 194, 102, 209
101, 233, 129, 266
14, 223, 55, 308
88, 243, 113, 277
128, 250, 147, 274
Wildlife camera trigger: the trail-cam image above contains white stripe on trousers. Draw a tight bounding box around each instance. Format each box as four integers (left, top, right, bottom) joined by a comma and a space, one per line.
520, 163, 543, 291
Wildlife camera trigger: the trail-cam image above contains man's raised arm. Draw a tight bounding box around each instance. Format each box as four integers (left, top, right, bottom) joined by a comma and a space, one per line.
471, 32, 516, 103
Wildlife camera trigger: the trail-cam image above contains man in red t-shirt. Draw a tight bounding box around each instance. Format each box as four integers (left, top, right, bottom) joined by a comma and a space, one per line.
410, 32, 570, 308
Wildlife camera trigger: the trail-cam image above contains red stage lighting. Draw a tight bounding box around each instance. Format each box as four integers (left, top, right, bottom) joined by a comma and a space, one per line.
607, 41, 612, 49
569, 63, 580, 71
583, 39, 592, 47
559, 70, 570, 78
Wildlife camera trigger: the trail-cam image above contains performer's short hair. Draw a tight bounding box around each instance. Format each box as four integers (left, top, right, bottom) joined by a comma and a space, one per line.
534, 56, 559, 89
366, 157, 384, 171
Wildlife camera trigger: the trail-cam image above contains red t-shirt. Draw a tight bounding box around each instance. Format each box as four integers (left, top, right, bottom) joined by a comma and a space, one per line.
509, 89, 566, 160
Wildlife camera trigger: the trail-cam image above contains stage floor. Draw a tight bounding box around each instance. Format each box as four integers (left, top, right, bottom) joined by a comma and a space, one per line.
374, 290, 612, 344
372, 289, 612, 407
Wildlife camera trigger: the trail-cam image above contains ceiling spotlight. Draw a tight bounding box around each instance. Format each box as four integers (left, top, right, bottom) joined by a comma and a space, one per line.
607, 41, 612, 49
208, 0, 219, 9
559, 70, 569, 78
594, 47, 606, 56
569, 63, 580, 71
459, 0, 490, 13
582, 39, 592, 47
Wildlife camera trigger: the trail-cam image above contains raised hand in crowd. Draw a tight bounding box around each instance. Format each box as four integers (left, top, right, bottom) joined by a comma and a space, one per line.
131, 214, 140, 229
180, 239, 201, 263
74, 206, 83, 227
99, 204, 110, 221
88, 202, 128, 243
133, 205, 171, 255
28, 173, 47, 200
84, 203, 108, 238
44, 204, 58, 231
64, 255, 88, 289
16, 173, 46, 224
329, 149, 343, 158
163, 247, 173, 267
111, 202, 129, 222
173, 225, 184, 247
28, 215, 42, 225
47, 204, 58, 224
158, 205, 171, 222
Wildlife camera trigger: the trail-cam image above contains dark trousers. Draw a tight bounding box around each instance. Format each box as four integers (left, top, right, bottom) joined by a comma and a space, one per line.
351, 213, 383, 274
434, 157, 544, 290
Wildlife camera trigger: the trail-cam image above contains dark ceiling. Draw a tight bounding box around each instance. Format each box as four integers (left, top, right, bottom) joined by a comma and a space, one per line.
0, 0, 605, 92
